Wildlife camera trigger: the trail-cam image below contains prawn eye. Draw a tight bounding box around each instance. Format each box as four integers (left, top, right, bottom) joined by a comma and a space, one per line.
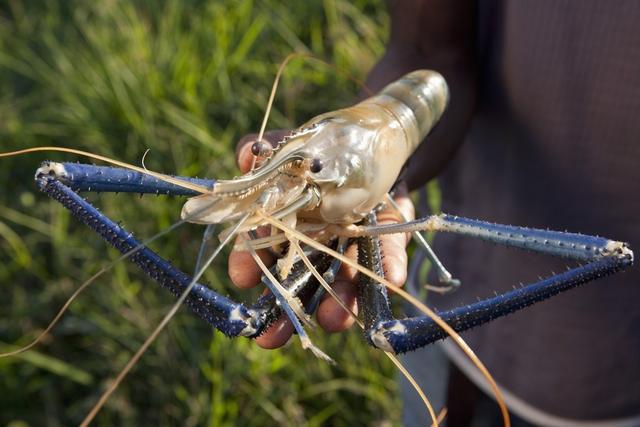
251, 140, 272, 157
310, 158, 323, 173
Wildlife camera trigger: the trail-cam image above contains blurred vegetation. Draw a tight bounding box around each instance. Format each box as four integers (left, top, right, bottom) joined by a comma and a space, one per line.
0, 1, 401, 426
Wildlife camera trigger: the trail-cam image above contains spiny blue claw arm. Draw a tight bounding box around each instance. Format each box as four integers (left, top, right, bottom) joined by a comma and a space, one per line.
381, 256, 632, 353
358, 213, 633, 354
436, 214, 622, 261
365, 213, 629, 261
36, 162, 215, 196
356, 215, 395, 349
35, 175, 264, 338
34, 164, 338, 339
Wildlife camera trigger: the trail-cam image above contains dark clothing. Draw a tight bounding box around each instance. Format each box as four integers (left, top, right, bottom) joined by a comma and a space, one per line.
414, 1, 640, 423
401, 345, 537, 427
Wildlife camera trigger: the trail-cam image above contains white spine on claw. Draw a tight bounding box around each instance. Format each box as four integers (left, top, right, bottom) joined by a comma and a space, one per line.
35, 161, 67, 181
230, 306, 259, 337
369, 320, 407, 353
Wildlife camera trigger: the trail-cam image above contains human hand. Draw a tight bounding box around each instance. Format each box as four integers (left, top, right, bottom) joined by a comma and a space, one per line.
230, 131, 415, 348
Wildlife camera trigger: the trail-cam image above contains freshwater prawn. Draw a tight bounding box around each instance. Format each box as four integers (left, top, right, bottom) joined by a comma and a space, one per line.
1, 60, 633, 426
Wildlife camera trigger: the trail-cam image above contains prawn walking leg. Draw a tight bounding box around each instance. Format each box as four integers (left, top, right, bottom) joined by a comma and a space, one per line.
385, 195, 460, 292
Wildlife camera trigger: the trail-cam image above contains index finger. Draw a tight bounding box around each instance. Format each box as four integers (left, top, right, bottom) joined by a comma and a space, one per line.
377, 183, 414, 286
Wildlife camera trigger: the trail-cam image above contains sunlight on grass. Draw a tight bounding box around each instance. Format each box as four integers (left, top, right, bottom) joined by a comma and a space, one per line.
0, 1, 404, 426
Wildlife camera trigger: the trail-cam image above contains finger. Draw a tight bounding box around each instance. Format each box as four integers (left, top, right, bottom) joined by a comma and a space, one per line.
317, 280, 358, 332
378, 228, 409, 287
376, 184, 415, 288
228, 227, 275, 289
336, 241, 359, 283
228, 243, 275, 289
255, 316, 294, 349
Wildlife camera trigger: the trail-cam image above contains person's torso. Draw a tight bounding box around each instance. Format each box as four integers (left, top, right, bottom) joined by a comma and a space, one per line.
430, 0, 640, 421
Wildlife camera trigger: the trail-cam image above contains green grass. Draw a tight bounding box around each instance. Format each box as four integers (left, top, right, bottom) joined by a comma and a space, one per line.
0, 1, 405, 426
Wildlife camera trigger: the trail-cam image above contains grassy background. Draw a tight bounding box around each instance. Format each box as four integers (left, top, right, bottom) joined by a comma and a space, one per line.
0, 1, 404, 426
